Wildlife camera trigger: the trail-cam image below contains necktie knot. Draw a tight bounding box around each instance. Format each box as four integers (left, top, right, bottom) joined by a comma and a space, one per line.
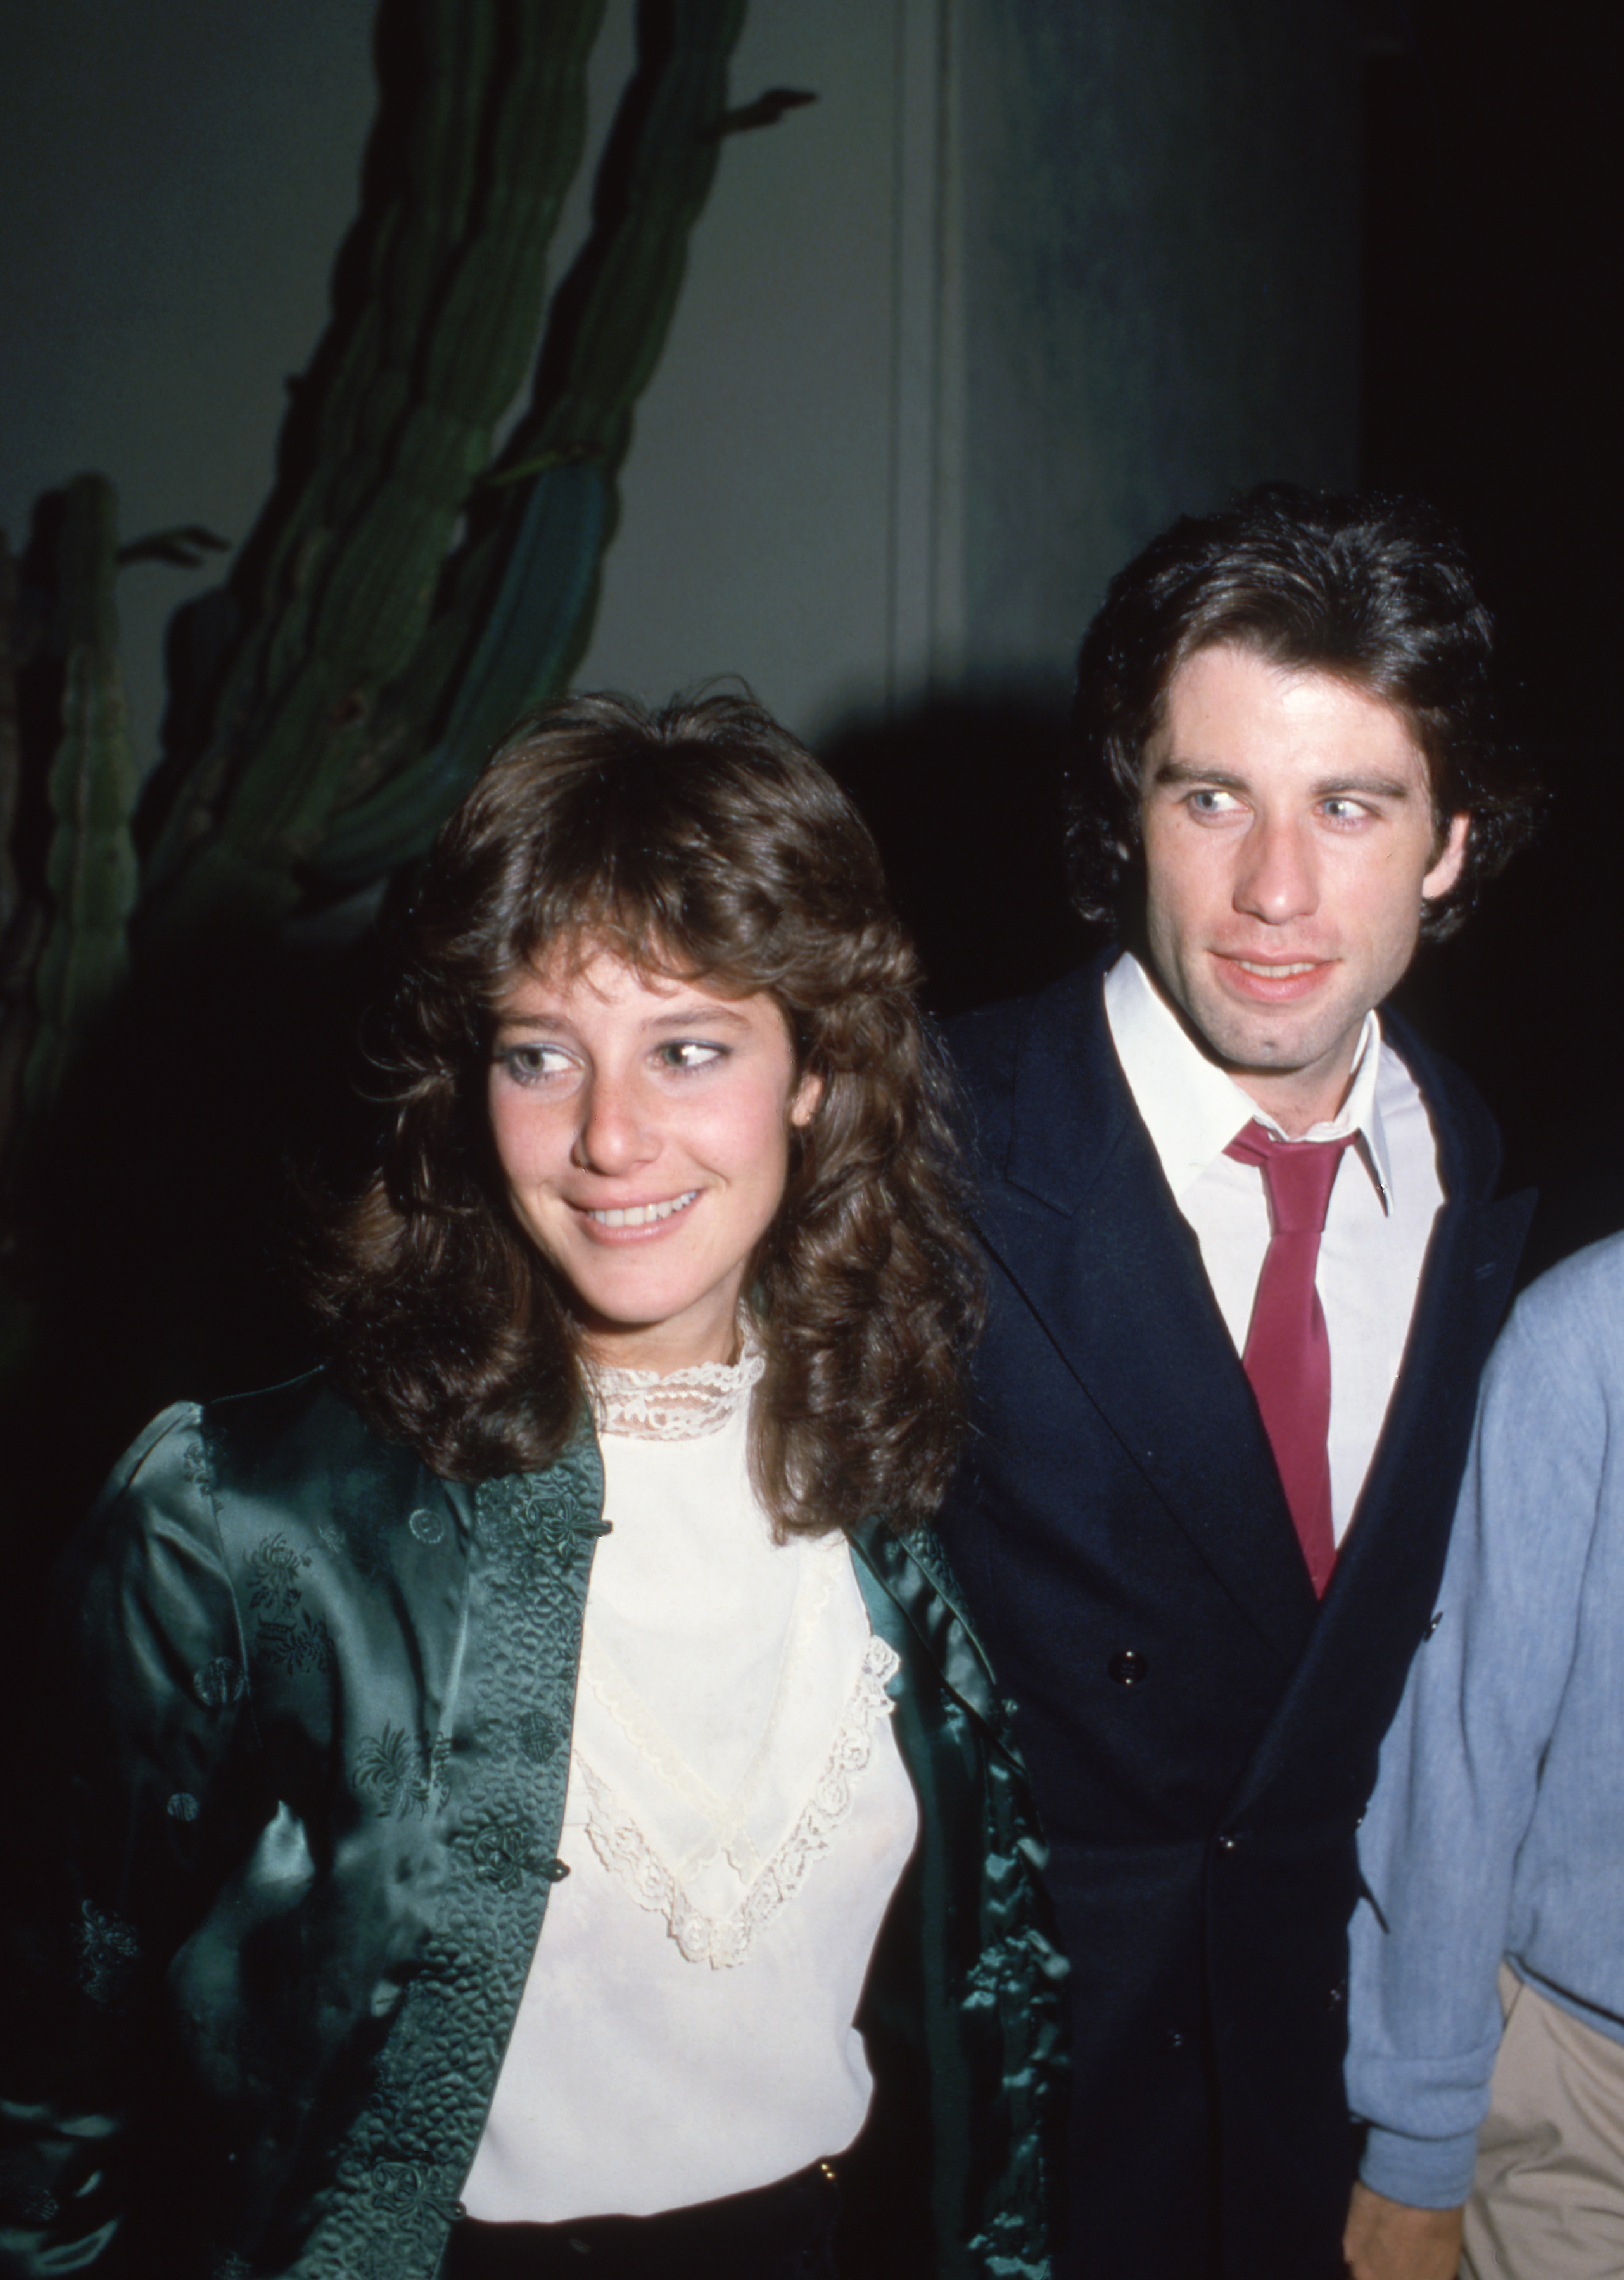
1224, 1121, 1355, 1235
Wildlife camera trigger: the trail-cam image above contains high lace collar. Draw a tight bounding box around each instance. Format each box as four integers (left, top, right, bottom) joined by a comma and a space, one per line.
587, 1349, 764, 1441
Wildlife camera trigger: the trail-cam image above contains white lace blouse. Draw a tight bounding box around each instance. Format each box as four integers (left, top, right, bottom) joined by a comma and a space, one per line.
460, 1355, 920, 2221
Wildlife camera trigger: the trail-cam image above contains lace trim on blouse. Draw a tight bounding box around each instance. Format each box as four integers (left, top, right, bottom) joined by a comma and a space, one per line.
576, 1633, 903, 1970
580, 1548, 837, 1882
588, 1351, 764, 1441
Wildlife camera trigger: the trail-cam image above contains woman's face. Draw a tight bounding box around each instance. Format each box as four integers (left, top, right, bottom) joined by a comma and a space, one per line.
488, 944, 820, 1372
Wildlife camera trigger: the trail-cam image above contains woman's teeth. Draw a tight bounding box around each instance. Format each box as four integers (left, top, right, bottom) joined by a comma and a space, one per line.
587, 1191, 699, 1227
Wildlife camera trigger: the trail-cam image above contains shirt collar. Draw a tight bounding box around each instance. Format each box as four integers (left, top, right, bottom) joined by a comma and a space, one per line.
1103, 951, 1394, 1212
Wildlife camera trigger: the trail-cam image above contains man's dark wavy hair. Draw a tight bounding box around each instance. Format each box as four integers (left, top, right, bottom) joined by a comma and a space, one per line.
1063, 483, 1540, 940
306, 691, 983, 1536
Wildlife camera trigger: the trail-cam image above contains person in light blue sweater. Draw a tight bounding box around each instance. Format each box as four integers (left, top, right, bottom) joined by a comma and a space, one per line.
1343, 1231, 1624, 2280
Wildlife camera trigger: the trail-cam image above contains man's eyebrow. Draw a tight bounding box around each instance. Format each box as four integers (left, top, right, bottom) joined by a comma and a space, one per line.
1311, 773, 1415, 801
1149, 759, 1247, 790
1148, 758, 1416, 801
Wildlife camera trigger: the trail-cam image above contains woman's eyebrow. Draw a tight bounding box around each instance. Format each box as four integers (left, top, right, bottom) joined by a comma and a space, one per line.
641, 1003, 754, 1032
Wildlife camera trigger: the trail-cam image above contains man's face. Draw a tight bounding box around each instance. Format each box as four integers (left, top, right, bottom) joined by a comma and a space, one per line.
1138, 643, 1468, 1132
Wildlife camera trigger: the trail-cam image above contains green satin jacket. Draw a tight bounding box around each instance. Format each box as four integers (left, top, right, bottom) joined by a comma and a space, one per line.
0, 1374, 1065, 2280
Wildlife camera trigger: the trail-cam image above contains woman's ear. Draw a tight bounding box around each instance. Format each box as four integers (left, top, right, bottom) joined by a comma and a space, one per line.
789, 1070, 823, 1129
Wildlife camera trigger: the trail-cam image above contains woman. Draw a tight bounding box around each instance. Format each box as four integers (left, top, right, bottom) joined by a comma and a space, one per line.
0, 695, 1064, 2280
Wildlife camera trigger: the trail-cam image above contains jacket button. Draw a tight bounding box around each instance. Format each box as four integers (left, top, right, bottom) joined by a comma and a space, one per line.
543, 1858, 571, 1883
1217, 1832, 1244, 1853
1425, 1610, 1444, 1638
1328, 1980, 1347, 2011
1164, 2028, 1186, 2051
1108, 1649, 1148, 1686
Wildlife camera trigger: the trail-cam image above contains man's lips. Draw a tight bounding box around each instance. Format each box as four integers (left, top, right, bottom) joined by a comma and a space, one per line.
1211, 951, 1335, 1002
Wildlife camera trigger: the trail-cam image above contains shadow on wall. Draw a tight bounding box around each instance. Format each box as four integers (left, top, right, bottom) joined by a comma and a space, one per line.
1390, 734, 1623, 1286
820, 696, 1105, 1020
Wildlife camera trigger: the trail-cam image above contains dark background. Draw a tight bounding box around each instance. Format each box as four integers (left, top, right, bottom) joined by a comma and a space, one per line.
1359, 1, 1614, 1276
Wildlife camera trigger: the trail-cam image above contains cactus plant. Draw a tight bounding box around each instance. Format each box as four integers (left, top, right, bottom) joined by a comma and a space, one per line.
1, 0, 810, 1414
23, 476, 141, 1127
138, 0, 749, 952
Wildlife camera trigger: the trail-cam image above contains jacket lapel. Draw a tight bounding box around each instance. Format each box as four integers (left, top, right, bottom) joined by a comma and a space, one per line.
974, 961, 1319, 1667
309, 1429, 610, 2275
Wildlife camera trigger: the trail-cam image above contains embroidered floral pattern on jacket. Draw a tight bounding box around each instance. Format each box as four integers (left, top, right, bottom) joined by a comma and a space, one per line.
258, 1606, 336, 1675
354, 1725, 453, 1816
516, 1707, 563, 1764
485, 1465, 608, 1584
75, 1901, 140, 2006
458, 1817, 538, 1892
246, 1531, 313, 1616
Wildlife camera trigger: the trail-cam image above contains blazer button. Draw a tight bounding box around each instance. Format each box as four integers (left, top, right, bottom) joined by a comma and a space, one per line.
1217, 1831, 1245, 1852
1108, 1649, 1148, 1687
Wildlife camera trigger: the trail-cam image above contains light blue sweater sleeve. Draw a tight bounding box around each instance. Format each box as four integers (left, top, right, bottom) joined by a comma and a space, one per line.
1347, 1233, 1624, 2209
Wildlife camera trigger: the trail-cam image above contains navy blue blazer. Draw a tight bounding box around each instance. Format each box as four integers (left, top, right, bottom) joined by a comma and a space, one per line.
937, 954, 1533, 2280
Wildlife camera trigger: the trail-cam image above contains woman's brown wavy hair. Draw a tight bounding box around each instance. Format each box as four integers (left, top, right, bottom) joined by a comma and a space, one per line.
307, 691, 983, 1535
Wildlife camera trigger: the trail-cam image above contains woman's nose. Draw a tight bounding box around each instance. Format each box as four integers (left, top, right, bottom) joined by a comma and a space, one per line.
571, 1068, 658, 1173
1233, 814, 1319, 925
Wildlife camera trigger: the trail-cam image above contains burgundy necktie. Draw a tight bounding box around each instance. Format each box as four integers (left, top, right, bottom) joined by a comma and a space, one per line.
1223, 1121, 1357, 1597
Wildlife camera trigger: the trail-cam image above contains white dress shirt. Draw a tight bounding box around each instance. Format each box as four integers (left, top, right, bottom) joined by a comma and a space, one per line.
462, 1359, 918, 2222
1103, 952, 1445, 1543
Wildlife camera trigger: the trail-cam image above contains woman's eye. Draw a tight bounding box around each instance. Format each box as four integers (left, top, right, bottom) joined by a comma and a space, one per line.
657, 1041, 723, 1070
499, 1043, 572, 1083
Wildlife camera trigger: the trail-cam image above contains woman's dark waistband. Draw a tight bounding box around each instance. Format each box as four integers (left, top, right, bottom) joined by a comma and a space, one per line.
443, 2156, 842, 2279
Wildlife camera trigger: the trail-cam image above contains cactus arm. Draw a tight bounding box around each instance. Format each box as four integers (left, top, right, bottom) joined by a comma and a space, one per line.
308, 0, 751, 887
515, 0, 751, 459
311, 457, 611, 887
21, 476, 141, 1122
139, 0, 609, 943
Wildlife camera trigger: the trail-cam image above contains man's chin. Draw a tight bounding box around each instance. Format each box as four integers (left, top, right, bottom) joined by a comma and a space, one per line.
1193, 1002, 1350, 1090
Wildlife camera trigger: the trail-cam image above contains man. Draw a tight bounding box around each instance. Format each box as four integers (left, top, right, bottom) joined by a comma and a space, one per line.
935, 486, 1538, 2279
1345, 1232, 1624, 2280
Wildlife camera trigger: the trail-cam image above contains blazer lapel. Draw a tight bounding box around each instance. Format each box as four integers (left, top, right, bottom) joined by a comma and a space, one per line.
977, 961, 1319, 1667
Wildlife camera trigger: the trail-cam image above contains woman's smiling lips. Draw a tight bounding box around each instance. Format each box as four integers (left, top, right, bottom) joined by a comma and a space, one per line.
574, 1189, 702, 1234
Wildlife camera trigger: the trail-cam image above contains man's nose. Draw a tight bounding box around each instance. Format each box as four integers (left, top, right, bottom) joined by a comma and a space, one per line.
571, 1068, 658, 1172
1233, 814, 1319, 925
